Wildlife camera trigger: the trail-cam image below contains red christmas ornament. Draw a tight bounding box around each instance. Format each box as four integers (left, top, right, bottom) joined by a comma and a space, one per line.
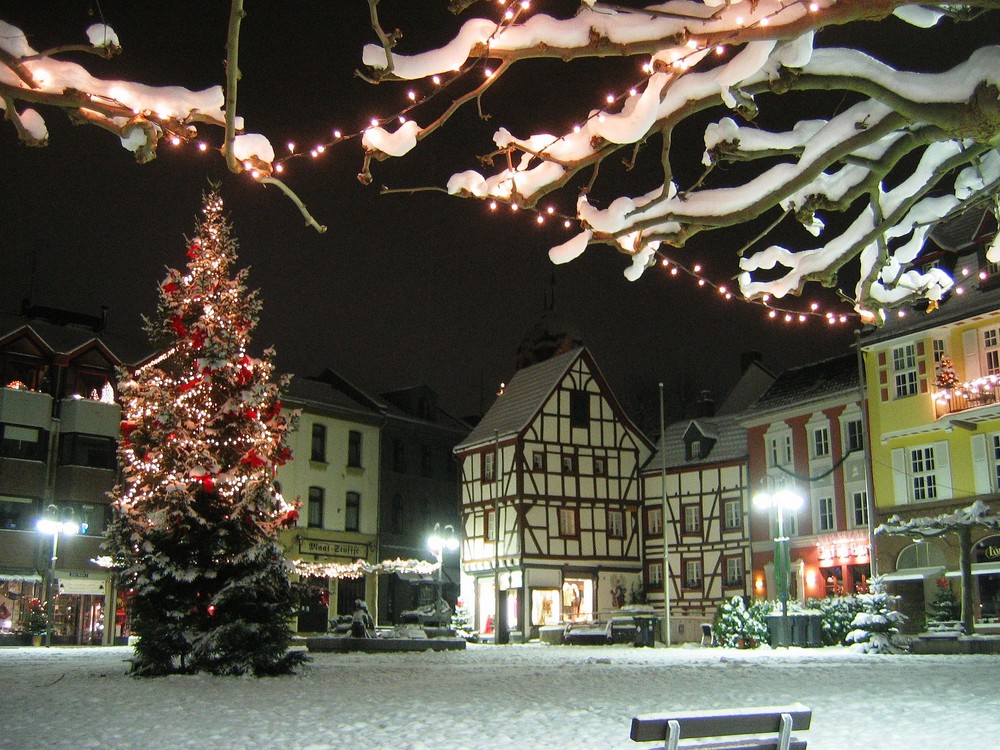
207, 604, 216, 616
190, 328, 207, 350
244, 409, 258, 420
161, 280, 180, 294
121, 420, 138, 437
282, 508, 299, 527
170, 315, 187, 338
187, 240, 201, 259
240, 450, 267, 468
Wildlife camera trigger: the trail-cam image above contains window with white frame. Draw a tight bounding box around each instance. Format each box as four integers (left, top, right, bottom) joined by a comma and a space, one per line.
817, 496, 835, 532
558, 507, 578, 537
910, 446, 938, 501
852, 490, 869, 529
985, 327, 1000, 375
723, 498, 742, 531
683, 559, 703, 589
648, 562, 663, 587
813, 426, 830, 458
846, 419, 864, 453
991, 435, 1000, 492
483, 452, 495, 481
767, 431, 793, 467
683, 504, 701, 534
892, 343, 919, 398
532, 451, 544, 471
607, 509, 624, 539
648, 507, 663, 536
725, 556, 744, 587
932, 338, 946, 364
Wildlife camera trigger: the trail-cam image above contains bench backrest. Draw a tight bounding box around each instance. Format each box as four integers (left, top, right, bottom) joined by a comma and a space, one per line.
630, 704, 811, 750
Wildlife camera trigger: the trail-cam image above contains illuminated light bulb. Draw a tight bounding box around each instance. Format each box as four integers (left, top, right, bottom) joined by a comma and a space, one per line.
287, 141, 295, 152
762, 294, 771, 302
809, 2, 819, 11
432, 75, 441, 85
489, 201, 498, 211
810, 302, 819, 310
310, 149, 318, 157
563, 220, 572, 228
170, 136, 181, 146
243, 160, 252, 170
736, 16, 745, 26
251, 169, 260, 179
670, 267, 679, 276
725, 292, 732, 299
511, 203, 519, 212
955, 287, 965, 295
275, 164, 284, 173
719, 285, 727, 295
784, 314, 793, 322
407, 90, 417, 101
698, 279, 705, 286
370, 118, 379, 127
799, 314, 807, 322
521, 0, 529, 8
693, 264, 702, 273
769, 310, 777, 318
198, 142, 208, 151
662, 259, 670, 267
980, 271, 988, 280
573, 125, 582, 133
398, 116, 407, 124
629, 88, 637, 97
642, 62, 652, 73
898, 310, 906, 318
316, 144, 326, 154
597, 114, 606, 122
760, 17, 769, 26
678, 59, 690, 70
606, 94, 615, 104
962, 267, 970, 276
484, 68, 494, 78
715, 45, 726, 55
536, 215, 544, 225
333, 130, 342, 138
546, 206, 555, 214
505, 9, 514, 19
687, 39, 699, 49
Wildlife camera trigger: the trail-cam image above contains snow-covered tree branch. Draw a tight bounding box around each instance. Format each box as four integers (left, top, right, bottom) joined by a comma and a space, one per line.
361, 0, 1000, 320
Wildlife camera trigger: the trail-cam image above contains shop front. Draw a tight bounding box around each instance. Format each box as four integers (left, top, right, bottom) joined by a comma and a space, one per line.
816, 531, 871, 596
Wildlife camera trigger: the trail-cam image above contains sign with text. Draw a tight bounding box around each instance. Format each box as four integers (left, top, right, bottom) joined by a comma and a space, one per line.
299, 537, 368, 560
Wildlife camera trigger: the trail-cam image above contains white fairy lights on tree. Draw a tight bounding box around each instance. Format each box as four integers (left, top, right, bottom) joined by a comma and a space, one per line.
107, 188, 306, 677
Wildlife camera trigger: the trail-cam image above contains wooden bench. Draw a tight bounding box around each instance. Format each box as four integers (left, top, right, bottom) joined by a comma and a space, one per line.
630, 704, 811, 750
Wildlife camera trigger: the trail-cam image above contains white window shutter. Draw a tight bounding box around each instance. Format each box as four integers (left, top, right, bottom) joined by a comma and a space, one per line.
971, 434, 992, 495
934, 441, 953, 500
891, 448, 909, 504
963, 329, 981, 380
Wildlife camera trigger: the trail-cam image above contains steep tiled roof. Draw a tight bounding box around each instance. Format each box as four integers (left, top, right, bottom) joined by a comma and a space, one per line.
749, 353, 859, 413
0, 311, 150, 364
645, 414, 748, 473
456, 348, 582, 450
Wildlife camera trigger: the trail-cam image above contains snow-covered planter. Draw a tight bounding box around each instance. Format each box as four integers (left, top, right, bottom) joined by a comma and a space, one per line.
713, 596, 769, 649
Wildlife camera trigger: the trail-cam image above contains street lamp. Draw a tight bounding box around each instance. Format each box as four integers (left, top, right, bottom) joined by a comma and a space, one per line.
753, 485, 802, 647
36, 504, 79, 648
427, 523, 459, 619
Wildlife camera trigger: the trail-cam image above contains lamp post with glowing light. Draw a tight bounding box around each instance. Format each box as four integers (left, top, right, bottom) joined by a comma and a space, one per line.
752, 486, 802, 647
427, 523, 459, 620
36, 504, 79, 647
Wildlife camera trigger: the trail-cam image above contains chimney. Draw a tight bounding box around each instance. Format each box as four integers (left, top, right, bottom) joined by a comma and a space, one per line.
694, 389, 715, 417
741, 350, 763, 373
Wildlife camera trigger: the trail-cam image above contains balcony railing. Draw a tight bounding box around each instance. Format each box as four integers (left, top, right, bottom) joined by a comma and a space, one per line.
934, 375, 1000, 419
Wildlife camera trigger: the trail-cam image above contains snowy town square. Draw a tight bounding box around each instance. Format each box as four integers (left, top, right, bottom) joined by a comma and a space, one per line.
4, 643, 998, 750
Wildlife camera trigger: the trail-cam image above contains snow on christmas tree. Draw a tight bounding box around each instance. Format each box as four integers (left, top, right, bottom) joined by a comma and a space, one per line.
451, 598, 476, 642
107, 188, 306, 677
927, 577, 961, 626
845, 578, 910, 655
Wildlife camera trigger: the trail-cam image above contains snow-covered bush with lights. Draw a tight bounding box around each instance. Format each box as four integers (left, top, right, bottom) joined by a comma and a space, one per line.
713, 596, 769, 649
451, 599, 478, 642
106, 189, 306, 677
845, 578, 910, 654
927, 577, 961, 626
808, 596, 865, 646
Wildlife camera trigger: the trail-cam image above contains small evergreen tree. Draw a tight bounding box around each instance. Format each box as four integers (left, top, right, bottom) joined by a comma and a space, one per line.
107, 189, 306, 677
809, 596, 864, 646
927, 577, 961, 624
713, 596, 769, 648
845, 578, 910, 654
451, 599, 476, 641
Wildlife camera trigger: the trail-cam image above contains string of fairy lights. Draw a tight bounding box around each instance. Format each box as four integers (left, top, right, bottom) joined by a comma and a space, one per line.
148, 0, 979, 328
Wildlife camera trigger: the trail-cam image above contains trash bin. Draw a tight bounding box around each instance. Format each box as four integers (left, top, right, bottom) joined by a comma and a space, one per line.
634, 615, 657, 647
790, 613, 809, 647
765, 613, 786, 648
803, 610, 824, 647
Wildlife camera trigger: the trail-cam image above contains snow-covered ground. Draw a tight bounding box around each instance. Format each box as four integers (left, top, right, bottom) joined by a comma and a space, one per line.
4, 642, 999, 749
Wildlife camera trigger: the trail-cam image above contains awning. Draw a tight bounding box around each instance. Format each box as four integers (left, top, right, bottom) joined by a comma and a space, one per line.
0, 570, 43, 583
945, 562, 1000, 578
880, 566, 945, 582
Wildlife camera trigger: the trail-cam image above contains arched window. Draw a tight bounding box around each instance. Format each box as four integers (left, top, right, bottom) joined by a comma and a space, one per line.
896, 539, 948, 570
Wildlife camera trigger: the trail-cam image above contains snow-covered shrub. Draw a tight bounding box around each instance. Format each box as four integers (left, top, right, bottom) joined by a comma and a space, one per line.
808, 596, 864, 646
713, 596, 769, 648
451, 600, 478, 642
927, 577, 961, 624
845, 578, 910, 654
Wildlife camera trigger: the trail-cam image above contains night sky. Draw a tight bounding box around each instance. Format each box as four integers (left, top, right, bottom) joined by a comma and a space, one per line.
9, 1, 963, 423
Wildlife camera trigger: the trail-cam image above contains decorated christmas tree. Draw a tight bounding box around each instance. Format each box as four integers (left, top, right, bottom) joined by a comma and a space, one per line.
935, 356, 959, 389
107, 189, 306, 676
927, 577, 961, 625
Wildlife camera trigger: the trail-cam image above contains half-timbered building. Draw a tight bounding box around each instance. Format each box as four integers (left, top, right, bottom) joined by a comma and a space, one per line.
642, 360, 774, 642
454, 348, 652, 641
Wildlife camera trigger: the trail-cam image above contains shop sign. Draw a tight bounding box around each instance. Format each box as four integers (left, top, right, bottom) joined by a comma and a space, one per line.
299, 538, 368, 560
975, 535, 1000, 562
58, 578, 107, 595
816, 531, 869, 564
